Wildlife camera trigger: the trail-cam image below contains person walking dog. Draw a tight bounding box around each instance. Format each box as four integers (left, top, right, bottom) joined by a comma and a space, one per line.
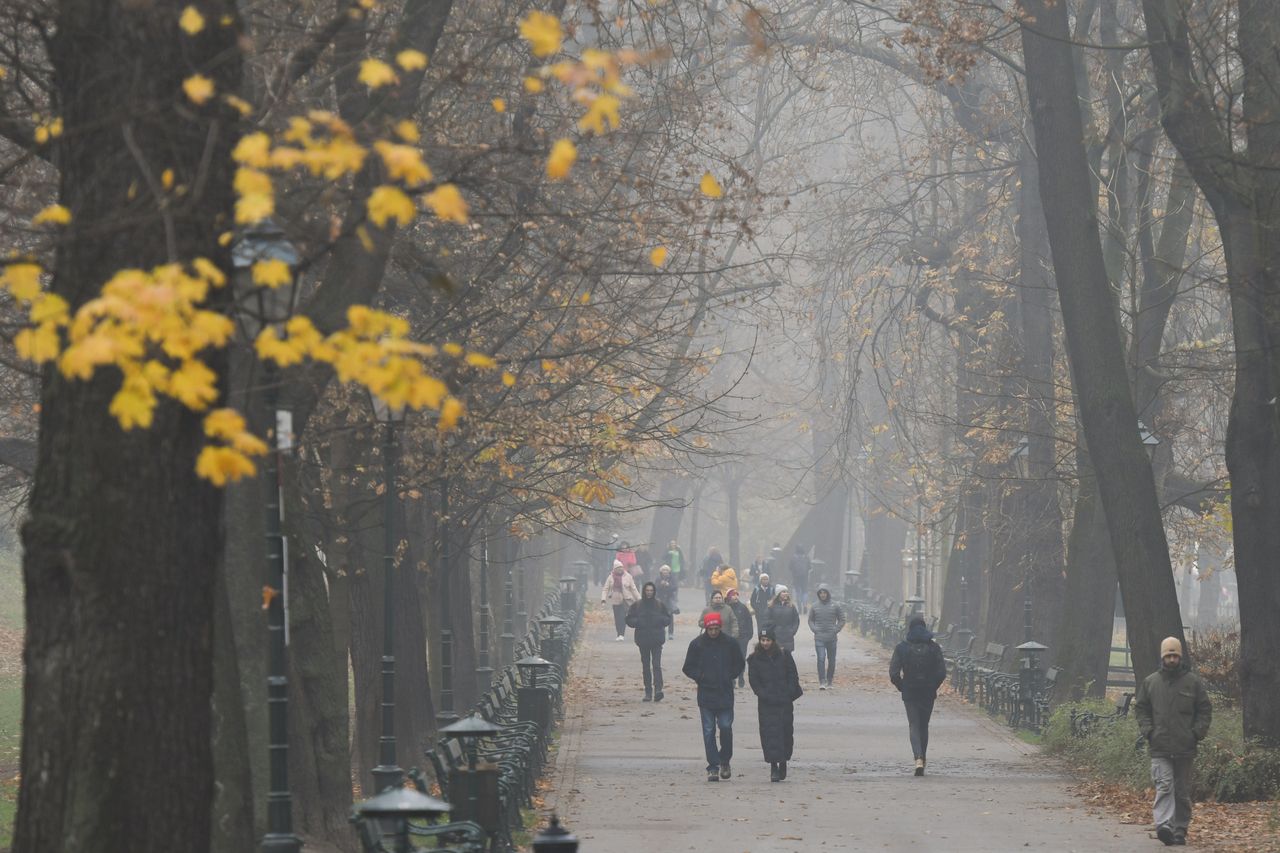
807, 583, 845, 689
747, 627, 802, 782
1135, 636, 1212, 846
626, 581, 673, 702
889, 615, 947, 776
682, 611, 745, 782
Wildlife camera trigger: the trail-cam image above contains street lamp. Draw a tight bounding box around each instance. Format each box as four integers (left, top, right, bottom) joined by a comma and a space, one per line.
369, 393, 407, 795
537, 615, 569, 666
353, 784, 452, 853
516, 655, 554, 689
558, 576, 579, 618
233, 222, 302, 853
532, 814, 579, 852
515, 655, 555, 734
476, 521, 494, 691
439, 715, 504, 837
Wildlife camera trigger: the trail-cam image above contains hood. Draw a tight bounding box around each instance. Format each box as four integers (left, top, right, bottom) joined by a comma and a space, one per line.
906, 622, 934, 643
816, 583, 831, 598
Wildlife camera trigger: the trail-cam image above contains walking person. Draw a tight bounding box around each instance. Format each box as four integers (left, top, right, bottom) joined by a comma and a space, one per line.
808, 583, 846, 689
665, 539, 686, 587
765, 586, 801, 653
711, 563, 739, 598
626, 582, 673, 702
749, 572, 776, 617
747, 552, 769, 587
655, 564, 679, 638
699, 590, 738, 639
1135, 636, 1212, 846
747, 628, 802, 782
789, 545, 811, 613
681, 611, 745, 782
889, 615, 947, 776
701, 547, 724, 602
725, 588, 753, 688
600, 560, 641, 641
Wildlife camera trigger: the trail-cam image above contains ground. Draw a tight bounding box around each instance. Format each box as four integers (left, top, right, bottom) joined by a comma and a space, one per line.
547, 596, 1211, 852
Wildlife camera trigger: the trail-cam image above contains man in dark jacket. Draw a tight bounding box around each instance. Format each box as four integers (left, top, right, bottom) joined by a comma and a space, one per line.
682, 611, 745, 782
626, 582, 673, 702
725, 589, 754, 688
889, 615, 947, 776
789, 545, 811, 613
1135, 636, 1212, 846
807, 583, 846, 689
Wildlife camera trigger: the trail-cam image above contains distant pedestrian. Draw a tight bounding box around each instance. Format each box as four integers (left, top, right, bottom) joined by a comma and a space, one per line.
665, 540, 686, 587
808, 583, 846, 689
747, 628, 802, 782
655, 564, 679, 638
682, 611, 745, 782
725, 588, 754, 688
747, 552, 768, 587
749, 572, 776, 617
765, 586, 800, 652
789, 545, 811, 613
701, 547, 723, 601
626, 582, 672, 702
699, 590, 738, 639
711, 564, 739, 598
1135, 636, 1212, 847
889, 615, 947, 776
600, 561, 641, 641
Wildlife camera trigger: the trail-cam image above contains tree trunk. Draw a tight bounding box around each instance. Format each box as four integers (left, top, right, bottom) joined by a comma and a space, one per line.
1019, 0, 1183, 682
726, 477, 742, 569
648, 478, 690, 557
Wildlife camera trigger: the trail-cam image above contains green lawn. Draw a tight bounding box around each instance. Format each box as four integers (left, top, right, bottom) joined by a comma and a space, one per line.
0, 543, 23, 847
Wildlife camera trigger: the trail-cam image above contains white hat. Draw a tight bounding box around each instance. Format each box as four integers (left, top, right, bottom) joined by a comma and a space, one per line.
613, 559, 624, 569
775, 584, 788, 594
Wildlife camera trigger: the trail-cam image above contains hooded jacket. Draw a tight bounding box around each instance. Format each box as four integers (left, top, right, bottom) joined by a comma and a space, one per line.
807, 584, 846, 642
890, 621, 947, 702
699, 601, 737, 639
1135, 664, 1212, 758
726, 596, 754, 642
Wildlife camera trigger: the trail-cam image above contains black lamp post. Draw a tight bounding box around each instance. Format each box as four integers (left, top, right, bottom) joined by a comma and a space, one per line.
353, 784, 452, 853
515, 560, 528, 636
532, 814, 579, 852
538, 615, 569, 666
233, 223, 303, 853
557, 576, 579, 618
500, 552, 516, 667
436, 459, 459, 729
516, 655, 554, 733
370, 394, 407, 795
516, 655, 554, 689
476, 521, 494, 691
439, 715, 504, 837
957, 575, 974, 649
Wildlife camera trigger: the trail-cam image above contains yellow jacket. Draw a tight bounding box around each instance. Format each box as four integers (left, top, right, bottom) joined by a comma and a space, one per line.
711, 566, 738, 596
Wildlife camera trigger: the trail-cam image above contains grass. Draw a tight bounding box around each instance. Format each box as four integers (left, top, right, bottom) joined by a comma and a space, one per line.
0, 542, 23, 848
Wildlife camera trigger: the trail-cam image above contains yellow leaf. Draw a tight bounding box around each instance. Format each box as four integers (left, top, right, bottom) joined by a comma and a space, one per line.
161, 169, 175, 190
235, 192, 274, 224
32, 204, 71, 226
394, 120, 421, 143
546, 138, 577, 180
465, 352, 496, 369
109, 374, 157, 430
203, 407, 246, 439
502, 371, 516, 387
699, 172, 723, 198
196, 446, 257, 485
423, 184, 468, 223
232, 132, 272, 167
518, 11, 563, 57
374, 141, 432, 186
356, 225, 376, 252
541, 359, 555, 372
358, 58, 397, 89
255, 327, 307, 367
492, 98, 506, 113
367, 185, 416, 228
442, 342, 464, 356
169, 359, 219, 410
438, 396, 465, 431
223, 94, 253, 117
29, 292, 69, 326
395, 49, 428, 71
14, 325, 60, 363
649, 246, 668, 267
523, 76, 544, 93
251, 259, 292, 289
179, 5, 205, 35
2, 263, 42, 301
578, 94, 620, 135
183, 74, 216, 105
191, 257, 227, 288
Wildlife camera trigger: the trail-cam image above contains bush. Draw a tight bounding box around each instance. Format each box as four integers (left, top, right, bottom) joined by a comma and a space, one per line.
1189, 627, 1242, 702
1044, 703, 1280, 802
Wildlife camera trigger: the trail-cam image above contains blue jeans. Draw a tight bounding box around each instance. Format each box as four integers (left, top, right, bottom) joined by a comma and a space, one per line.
815, 638, 837, 683
699, 706, 734, 770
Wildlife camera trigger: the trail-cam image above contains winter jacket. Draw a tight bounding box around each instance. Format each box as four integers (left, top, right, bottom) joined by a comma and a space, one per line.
1135, 665, 1212, 758
750, 583, 776, 615
889, 622, 948, 702
699, 603, 737, 639
682, 631, 745, 711
748, 648, 802, 762
655, 575, 679, 610
807, 585, 846, 642
765, 602, 801, 651
600, 571, 641, 607
789, 552, 811, 588
625, 598, 672, 648
727, 599, 754, 642
711, 566, 739, 597
666, 547, 684, 576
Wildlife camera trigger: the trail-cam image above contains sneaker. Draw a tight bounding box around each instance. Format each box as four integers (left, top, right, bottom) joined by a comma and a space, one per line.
770, 763, 780, 783
720, 762, 731, 779
819, 682, 827, 691
914, 758, 924, 777
1172, 835, 1186, 847
707, 768, 719, 782
616, 635, 625, 642
778, 760, 787, 780
654, 691, 664, 702
1157, 825, 1175, 846
642, 693, 652, 702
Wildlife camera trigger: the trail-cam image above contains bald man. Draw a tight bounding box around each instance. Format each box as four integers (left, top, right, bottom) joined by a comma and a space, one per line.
1135, 637, 1212, 846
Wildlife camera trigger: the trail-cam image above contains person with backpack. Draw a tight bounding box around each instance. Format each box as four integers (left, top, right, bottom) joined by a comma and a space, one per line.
889, 614, 948, 775
625, 581, 673, 702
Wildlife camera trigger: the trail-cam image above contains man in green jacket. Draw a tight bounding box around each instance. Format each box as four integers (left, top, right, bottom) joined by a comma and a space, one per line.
1134, 637, 1212, 846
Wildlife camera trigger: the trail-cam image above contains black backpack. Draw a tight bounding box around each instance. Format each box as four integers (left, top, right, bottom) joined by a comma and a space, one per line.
902, 641, 937, 687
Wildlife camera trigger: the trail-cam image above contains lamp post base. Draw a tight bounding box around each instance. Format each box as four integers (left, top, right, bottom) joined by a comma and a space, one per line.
371, 763, 404, 795
261, 833, 303, 853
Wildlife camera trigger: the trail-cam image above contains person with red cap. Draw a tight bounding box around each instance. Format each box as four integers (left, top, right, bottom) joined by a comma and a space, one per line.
682, 610, 745, 782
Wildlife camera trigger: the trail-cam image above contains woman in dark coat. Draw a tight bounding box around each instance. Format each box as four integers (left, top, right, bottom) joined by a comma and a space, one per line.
765, 586, 801, 652
625, 582, 673, 701
747, 628, 802, 782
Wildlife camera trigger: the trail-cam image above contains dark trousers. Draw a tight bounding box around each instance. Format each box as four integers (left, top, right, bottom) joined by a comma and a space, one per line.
639, 644, 663, 694
815, 638, 837, 683
736, 637, 749, 686
904, 696, 935, 760
699, 706, 734, 770
612, 604, 627, 636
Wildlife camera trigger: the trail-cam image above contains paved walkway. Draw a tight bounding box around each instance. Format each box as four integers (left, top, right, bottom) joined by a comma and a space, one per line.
547, 592, 1171, 852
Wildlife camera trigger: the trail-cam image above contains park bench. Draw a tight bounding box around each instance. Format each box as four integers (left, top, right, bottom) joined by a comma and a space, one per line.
955, 642, 1006, 703
1069, 691, 1134, 738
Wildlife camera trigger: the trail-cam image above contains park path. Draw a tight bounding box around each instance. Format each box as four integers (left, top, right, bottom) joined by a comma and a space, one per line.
545, 590, 1179, 852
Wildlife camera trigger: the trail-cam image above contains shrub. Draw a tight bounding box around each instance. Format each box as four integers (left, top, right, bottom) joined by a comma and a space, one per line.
1189, 627, 1242, 702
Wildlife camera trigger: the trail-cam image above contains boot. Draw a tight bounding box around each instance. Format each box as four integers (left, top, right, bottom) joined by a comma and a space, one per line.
914, 758, 925, 776
720, 762, 731, 779
654, 691, 664, 702
642, 691, 652, 702
769, 762, 780, 783
778, 760, 787, 780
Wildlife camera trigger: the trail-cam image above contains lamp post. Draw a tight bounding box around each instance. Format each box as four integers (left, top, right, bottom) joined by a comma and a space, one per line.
538, 615, 569, 667
476, 520, 494, 691
532, 815, 579, 853
233, 223, 303, 853
957, 575, 974, 649
353, 784, 452, 853
515, 560, 528, 636
558, 576, 579, 619
370, 394, 407, 795
516, 655, 554, 734
439, 715, 504, 838
500, 551, 516, 667
436, 461, 459, 729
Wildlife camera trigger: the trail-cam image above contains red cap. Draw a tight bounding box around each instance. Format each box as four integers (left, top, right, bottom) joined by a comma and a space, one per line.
703, 612, 722, 628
